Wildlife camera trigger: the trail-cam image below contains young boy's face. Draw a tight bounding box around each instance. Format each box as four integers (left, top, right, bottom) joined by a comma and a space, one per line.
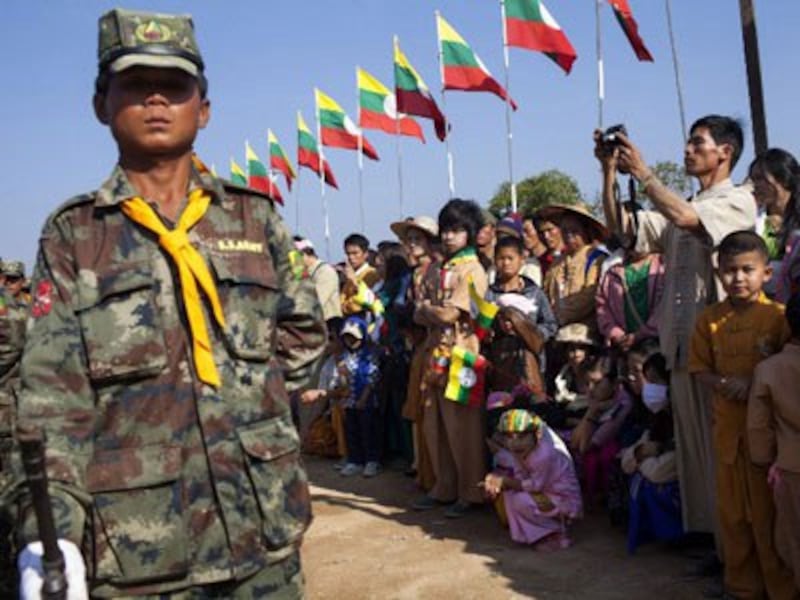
718, 250, 771, 305
344, 244, 368, 270
494, 245, 524, 282
342, 333, 362, 351
95, 67, 209, 159
567, 344, 588, 368
625, 352, 646, 396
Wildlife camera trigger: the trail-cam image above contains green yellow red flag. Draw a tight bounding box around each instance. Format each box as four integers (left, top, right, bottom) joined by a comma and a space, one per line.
357, 67, 424, 142
316, 88, 379, 160
268, 129, 297, 191
297, 111, 338, 189
437, 13, 517, 110
394, 36, 448, 142
444, 346, 487, 408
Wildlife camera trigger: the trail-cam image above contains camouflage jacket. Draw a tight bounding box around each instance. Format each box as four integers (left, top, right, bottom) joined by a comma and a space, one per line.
0, 289, 26, 445
14, 164, 325, 596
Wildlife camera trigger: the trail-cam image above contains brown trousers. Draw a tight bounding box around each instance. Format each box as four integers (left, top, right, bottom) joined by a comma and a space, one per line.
774, 469, 800, 594
716, 448, 796, 599
423, 382, 486, 505
404, 345, 436, 490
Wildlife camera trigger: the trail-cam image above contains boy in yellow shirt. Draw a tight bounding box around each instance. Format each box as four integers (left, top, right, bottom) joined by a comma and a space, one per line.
689, 231, 794, 599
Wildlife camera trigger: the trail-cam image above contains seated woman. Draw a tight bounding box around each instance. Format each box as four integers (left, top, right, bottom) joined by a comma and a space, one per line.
539, 203, 609, 332
569, 355, 633, 510
620, 352, 682, 553
596, 245, 664, 352
483, 409, 583, 551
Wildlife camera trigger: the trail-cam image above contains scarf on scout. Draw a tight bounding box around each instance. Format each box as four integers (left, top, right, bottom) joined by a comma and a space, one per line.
440, 246, 478, 294
121, 189, 226, 387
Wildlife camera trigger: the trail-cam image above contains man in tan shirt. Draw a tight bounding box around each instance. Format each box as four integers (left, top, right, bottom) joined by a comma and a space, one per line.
595, 116, 757, 556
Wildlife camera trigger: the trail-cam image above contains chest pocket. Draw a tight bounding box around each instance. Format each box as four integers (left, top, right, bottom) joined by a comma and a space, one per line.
75, 263, 167, 385
209, 252, 280, 361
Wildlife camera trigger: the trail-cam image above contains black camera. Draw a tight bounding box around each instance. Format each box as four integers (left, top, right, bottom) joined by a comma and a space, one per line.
600, 123, 628, 149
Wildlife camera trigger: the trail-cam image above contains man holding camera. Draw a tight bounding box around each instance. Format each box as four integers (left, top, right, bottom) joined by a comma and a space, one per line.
594, 116, 756, 561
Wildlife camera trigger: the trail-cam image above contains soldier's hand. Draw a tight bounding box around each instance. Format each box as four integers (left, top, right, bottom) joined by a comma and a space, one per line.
19, 539, 88, 600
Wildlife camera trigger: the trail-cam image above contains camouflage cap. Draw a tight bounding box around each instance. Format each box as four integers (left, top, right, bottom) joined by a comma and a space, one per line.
98, 8, 204, 76
1, 260, 25, 278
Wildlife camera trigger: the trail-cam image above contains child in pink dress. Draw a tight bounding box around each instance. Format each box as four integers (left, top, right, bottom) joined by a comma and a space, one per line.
484, 409, 583, 550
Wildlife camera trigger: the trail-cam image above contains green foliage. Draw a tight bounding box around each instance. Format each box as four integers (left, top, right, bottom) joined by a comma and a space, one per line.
488, 169, 582, 217
641, 161, 691, 196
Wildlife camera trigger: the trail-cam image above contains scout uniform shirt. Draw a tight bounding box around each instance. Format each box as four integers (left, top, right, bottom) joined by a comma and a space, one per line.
16, 164, 326, 596
688, 293, 789, 464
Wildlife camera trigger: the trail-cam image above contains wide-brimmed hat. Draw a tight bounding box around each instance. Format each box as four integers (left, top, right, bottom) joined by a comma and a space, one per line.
390, 215, 438, 241
554, 323, 598, 347
480, 208, 498, 227
534, 203, 608, 242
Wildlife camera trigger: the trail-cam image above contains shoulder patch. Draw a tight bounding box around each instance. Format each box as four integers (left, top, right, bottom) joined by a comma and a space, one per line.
221, 179, 277, 205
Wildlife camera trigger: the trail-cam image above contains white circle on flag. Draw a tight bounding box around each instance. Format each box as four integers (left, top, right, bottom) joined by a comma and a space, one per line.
382, 95, 399, 119
539, 4, 562, 30
458, 367, 477, 389
344, 115, 360, 135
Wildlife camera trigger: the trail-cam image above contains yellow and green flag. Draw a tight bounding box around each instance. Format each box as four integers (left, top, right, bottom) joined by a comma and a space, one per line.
297, 111, 338, 189
316, 88, 379, 160
357, 67, 424, 142
437, 13, 517, 110
444, 346, 487, 408
268, 129, 296, 191
230, 157, 247, 186
469, 275, 499, 341
394, 36, 448, 142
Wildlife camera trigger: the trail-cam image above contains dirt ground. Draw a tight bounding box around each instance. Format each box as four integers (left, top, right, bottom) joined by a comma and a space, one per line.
301, 455, 709, 599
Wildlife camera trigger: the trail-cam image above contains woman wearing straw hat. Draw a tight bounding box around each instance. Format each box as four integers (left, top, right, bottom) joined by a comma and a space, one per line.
392, 216, 439, 489
539, 204, 609, 332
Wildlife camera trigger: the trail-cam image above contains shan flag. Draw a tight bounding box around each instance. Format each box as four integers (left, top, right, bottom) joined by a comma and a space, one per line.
608, 0, 653, 61
503, 0, 577, 74
394, 36, 448, 142
358, 67, 424, 142
437, 13, 517, 110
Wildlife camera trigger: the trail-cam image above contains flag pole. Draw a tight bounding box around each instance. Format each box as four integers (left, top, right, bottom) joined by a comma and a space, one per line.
315, 94, 332, 260
355, 68, 366, 233
266, 129, 276, 210
664, 0, 694, 193
433, 23, 456, 199
499, 0, 517, 214
664, 0, 689, 145
395, 109, 405, 219
595, 0, 605, 130
295, 163, 301, 233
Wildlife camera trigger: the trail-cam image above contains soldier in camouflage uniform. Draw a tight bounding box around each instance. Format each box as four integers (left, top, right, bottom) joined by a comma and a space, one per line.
1, 262, 28, 597
13, 8, 325, 598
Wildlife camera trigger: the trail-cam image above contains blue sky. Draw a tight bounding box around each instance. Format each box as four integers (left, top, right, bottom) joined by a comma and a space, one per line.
2, 1, 798, 266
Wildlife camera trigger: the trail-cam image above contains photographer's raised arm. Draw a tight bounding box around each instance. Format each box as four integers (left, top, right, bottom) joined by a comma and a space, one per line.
615, 133, 702, 232
593, 130, 629, 238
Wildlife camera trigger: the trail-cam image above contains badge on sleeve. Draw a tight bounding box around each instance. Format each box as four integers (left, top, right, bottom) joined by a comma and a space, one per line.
31, 280, 54, 318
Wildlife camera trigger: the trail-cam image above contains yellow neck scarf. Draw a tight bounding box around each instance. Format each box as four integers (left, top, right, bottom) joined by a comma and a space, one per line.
121, 189, 226, 387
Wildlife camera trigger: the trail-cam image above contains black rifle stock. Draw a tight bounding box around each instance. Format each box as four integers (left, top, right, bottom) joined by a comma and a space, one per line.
17, 422, 68, 600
